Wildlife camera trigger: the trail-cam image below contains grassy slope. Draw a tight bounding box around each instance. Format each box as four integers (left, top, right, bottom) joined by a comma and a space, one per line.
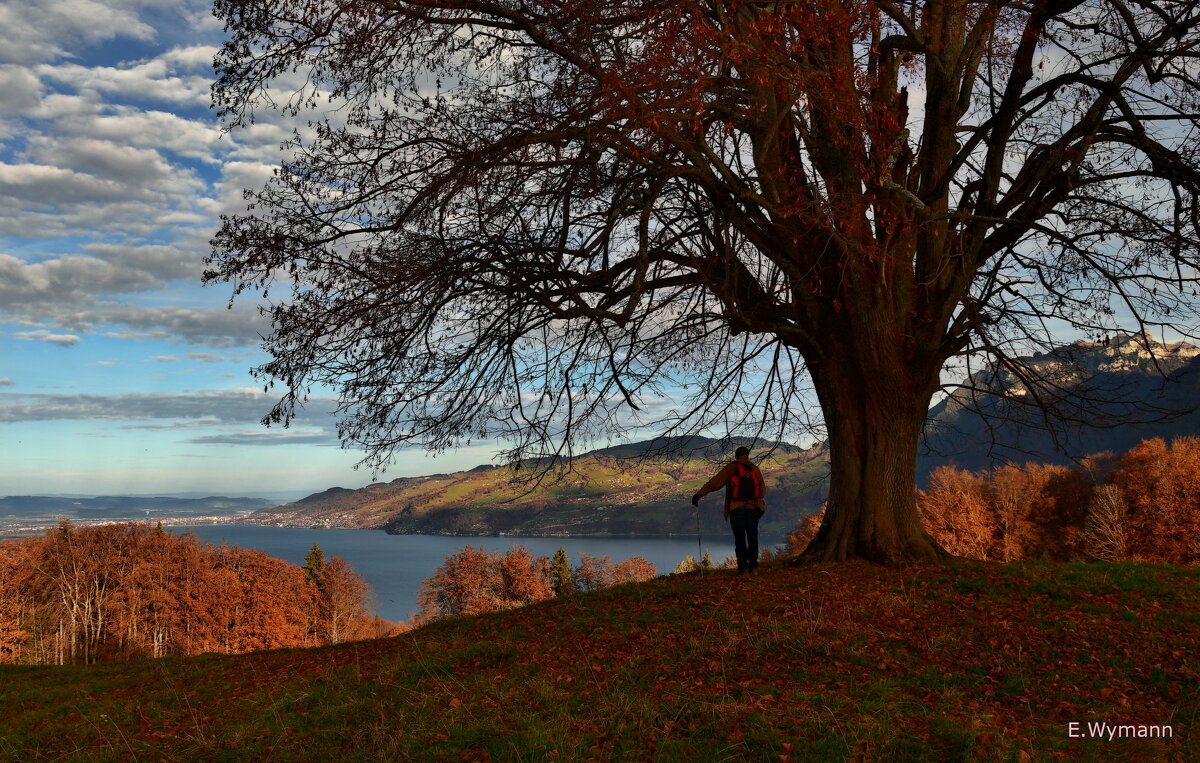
2, 560, 1197, 762
252, 449, 830, 537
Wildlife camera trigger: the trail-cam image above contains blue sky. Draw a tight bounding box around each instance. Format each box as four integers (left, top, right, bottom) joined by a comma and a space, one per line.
0, 0, 500, 497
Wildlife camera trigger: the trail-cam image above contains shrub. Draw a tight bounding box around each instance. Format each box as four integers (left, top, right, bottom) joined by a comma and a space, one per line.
417, 545, 553, 622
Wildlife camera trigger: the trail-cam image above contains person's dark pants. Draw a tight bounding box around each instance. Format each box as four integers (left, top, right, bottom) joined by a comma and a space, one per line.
728, 508, 762, 572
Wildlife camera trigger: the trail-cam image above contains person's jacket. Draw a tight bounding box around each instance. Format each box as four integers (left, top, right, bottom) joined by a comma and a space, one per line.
696, 458, 766, 518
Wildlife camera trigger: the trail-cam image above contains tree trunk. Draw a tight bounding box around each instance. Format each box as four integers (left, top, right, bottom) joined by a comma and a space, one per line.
799, 335, 950, 565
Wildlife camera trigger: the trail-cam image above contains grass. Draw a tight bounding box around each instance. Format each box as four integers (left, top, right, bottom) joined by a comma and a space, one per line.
1, 560, 1197, 761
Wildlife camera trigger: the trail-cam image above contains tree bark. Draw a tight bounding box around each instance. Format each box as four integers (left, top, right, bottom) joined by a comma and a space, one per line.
798, 328, 951, 565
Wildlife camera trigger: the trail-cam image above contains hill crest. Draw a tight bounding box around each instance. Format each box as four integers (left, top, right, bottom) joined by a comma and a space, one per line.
243, 436, 825, 537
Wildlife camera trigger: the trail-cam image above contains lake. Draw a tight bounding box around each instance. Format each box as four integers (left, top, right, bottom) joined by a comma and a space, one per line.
174, 525, 748, 623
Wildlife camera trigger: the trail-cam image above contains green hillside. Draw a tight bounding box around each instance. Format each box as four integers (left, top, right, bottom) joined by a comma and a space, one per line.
246, 439, 831, 538
2, 560, 1195, 761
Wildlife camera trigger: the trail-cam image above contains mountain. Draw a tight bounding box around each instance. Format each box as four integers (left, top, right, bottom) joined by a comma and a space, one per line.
919, 333, 1200, 481
247, 334, 1200, 535
242, 436, 828, 538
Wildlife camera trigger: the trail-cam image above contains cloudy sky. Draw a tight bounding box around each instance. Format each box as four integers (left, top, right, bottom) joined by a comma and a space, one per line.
0, 0, 501, 497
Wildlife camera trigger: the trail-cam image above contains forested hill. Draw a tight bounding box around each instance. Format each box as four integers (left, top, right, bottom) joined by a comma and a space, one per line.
242, 437, 828, 538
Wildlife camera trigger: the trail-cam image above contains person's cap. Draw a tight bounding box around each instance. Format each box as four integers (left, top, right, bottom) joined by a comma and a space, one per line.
734, 446, 750, 459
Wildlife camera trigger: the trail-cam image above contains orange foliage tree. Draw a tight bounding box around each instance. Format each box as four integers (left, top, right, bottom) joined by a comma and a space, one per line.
417, 546, 555, 622
417, 546, 508, 621
207, 546, 314, 654
108, 523, 218, 659
0, 539, 34, 662
1082, 485, 1129, 563
917, 463, 1090, 562
499, 547, 554, 605
573, 554, 615, 593
1108, 437, 1200, 564
914, 437, 1200, 564
0, 523, 380, 665
28, 522, 133, 664
785, 509, 826, 557
315, 555, 373, 645
917, 468, 995, 560
607, 557, 658, 587
990, 464, 1091, 562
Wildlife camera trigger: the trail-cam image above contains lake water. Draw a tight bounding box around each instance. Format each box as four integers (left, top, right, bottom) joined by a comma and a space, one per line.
174, 525, 746, 623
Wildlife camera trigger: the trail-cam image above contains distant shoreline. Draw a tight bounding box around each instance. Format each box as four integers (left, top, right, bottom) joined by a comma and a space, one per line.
3, 518, 786, 543
0, 513, 256, 540
230, 517, 787, 542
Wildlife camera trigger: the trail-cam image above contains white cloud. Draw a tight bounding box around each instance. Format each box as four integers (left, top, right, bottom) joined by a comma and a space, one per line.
183, 429, 340, 447
38, 45, 217, 106
187, 352, 226, 363
36, 91, 104, 121
160, 45, 218, 71
40, 303, 268, 347
0, 65, 43, 114
0, 388, 338, 425
181, 4, 222, 34
17, 87, 225, 165
14, 329, 81, 346
0, 162, 155, 203
0, 246, 270, 346
201, 160, 277, 218
152, 355, 179, 362
0, 28, 295, 254
83, 303, 270, 347
0, 377, 14, 386
26, 137, 179, 187
82, 243, 200, 281
0, 252, 165, 306
55, 107, 224, 162
0, 145, 211, 243
0, 0, 157, 65
0, 2, 304, 356
223, 123, 292, 163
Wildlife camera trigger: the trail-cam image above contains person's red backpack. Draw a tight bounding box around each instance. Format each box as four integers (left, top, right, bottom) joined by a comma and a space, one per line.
728, 462, 764, 501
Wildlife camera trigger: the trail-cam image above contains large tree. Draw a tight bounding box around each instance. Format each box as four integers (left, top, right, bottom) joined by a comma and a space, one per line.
208, 0, 1200, 563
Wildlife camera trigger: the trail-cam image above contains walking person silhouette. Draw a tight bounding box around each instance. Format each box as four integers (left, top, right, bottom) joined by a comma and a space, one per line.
692, 446, 767, 574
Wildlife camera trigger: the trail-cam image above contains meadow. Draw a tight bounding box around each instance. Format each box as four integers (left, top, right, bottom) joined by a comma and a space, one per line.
2, 559, 1195, 761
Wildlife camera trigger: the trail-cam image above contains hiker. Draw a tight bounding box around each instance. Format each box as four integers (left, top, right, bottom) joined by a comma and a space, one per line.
691, 446, 766, 574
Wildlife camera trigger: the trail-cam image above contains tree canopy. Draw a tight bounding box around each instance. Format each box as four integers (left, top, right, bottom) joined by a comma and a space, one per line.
209, 0, 1200, 562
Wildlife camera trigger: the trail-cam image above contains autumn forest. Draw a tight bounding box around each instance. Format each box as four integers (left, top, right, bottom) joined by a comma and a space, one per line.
0, 524, 397, 665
